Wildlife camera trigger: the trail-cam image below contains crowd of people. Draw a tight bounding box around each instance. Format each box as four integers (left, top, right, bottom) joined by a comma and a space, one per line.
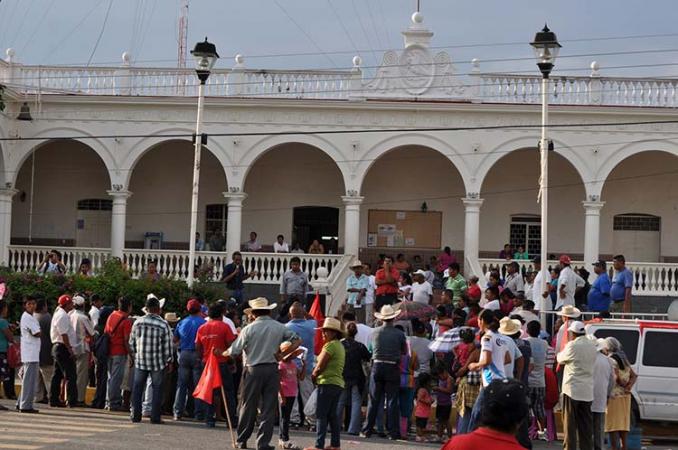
0, 248, 641, 450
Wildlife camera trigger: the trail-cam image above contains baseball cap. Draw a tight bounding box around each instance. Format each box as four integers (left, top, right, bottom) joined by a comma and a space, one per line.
186, 299, 201, 313
72, 295, 86, 306
567, 320, 586, 334
559, 254, 572, 265
592, 260, 606, 268
58, 294, 72, 307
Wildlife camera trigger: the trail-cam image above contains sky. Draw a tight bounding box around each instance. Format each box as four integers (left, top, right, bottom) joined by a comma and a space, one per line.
1, 0, 678, 79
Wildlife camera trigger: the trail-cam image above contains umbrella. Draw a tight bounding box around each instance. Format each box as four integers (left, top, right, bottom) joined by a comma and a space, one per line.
394, 301, 436, 320
428, 328, 461, 353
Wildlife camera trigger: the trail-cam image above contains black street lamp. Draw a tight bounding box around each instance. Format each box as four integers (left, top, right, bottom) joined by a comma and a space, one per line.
530, 25, 561, 79
191, 38, 219, 84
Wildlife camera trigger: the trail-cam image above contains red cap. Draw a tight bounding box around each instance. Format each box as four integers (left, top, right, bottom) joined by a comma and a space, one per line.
186, 299, 201, 313
559, 254, 572, 265
58, 294, 72, 307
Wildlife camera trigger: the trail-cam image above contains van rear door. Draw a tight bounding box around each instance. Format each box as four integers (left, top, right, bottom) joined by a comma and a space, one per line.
637, 329, 678, 421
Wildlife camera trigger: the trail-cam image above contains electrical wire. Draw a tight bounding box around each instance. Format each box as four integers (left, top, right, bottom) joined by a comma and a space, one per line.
18, 0, 57, 55
351, 0, 379, 68
272, 0, 337, 67
325, 0, 361, 58
136, 0, 159, 64
86, 0, 114, 67
9, 0, 35, 49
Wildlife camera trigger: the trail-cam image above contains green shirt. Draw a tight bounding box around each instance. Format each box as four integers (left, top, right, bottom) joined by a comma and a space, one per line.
445, 274, 468, 301
317, 339, 345, 388
0, 318, 9, 353
514, 251, 529, 260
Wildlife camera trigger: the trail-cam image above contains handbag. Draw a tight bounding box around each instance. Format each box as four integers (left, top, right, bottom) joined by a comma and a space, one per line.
93, 315, 124, 361
7, 342, 21, 368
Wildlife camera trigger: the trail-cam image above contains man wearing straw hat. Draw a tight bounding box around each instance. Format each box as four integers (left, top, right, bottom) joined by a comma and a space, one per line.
225, 297, 301, 449
361, 304, 406, 441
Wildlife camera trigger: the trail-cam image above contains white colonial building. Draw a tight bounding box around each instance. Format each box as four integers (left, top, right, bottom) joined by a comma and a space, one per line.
1, 12, 678, 304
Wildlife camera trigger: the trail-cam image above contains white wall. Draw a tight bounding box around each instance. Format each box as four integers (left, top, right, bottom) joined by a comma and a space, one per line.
127, 141, 227, 246
479, 149, 586, 256
360, 146, 466, 249
243, 144, 345, 248
600, 151, 678, 259
12, 141, 110, 243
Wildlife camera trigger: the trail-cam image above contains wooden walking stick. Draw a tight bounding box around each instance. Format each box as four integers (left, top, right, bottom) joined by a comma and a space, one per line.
220, 386, 237, 448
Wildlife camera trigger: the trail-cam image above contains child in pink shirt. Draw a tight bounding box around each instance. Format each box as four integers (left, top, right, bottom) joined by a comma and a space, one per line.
278, 343, 305, 449
415, 373, 433, 442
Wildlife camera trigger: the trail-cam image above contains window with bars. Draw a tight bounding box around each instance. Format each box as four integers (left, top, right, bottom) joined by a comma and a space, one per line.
510, 215, 541, 257
77, 199, 113, 211
205, 204, 228, 241
613, 214, 661, 232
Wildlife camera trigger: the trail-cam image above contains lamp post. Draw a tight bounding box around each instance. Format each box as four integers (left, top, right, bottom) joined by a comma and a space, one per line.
187, 38, 219, 287
530, 25, 561, 310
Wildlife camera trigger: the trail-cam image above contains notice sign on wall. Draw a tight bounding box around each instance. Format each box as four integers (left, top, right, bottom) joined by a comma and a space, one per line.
367, 209, 442, 249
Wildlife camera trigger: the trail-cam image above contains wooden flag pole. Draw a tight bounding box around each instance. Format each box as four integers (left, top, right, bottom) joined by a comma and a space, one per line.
220, 386, 237, 448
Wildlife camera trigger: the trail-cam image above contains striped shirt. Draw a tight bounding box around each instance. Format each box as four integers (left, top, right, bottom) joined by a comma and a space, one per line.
129, 313, 173, 371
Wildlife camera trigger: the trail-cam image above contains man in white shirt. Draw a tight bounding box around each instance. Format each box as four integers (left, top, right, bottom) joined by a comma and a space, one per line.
504, 262, 525, 293
557, 255, 585, 310
49, 295, 79, 407
89, 294, 103, 328
531, 257, 549, 311
273, 234, 289, 253
363, 263, 376, 326
70, 295, 94, 405
410, 270, 433, 305
245, 231, 262, 252
18, 296, 42, 413
557, 321, 597, 450
591, 338, 614, 450
217, 299, 239, 335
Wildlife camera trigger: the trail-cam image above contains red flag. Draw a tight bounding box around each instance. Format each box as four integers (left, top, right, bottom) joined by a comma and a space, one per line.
309, 292, 325, 356
193, 352, 222, 405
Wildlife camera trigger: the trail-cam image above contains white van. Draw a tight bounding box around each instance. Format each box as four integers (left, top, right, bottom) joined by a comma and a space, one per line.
586, 319, 678, 423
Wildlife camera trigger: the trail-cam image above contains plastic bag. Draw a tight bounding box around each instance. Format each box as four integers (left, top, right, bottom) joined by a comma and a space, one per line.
303, 388, 318, 418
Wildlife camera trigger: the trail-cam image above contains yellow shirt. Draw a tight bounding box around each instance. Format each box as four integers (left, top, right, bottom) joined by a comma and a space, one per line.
557, 335, 597, 401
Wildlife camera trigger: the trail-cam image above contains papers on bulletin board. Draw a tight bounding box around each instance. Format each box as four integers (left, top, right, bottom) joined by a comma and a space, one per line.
367, 233, 377, 247
396, 211, 406, 220
377, 224, 396, 236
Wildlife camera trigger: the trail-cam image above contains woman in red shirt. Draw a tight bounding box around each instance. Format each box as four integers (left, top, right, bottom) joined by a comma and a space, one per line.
442, 379, 528, 450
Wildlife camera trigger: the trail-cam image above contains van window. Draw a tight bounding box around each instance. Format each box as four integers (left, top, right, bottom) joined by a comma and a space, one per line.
593, 329, 638, 364
642, 331, 678, 368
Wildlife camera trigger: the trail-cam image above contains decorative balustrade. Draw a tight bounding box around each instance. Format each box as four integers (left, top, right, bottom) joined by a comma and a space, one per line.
7, 245, 110, 274
6, 245, 343, 285
479, 258, 678, 296
3, 57, 678, 107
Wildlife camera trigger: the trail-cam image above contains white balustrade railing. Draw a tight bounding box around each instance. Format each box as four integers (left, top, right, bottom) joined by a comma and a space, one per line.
5, 245, 343, 285
479, 258, 678, 297
325, 254, 355, 316
7, 245, 111, 274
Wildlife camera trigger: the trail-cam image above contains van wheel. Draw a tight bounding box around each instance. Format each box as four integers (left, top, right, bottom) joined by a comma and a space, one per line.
631, 397, 641, 427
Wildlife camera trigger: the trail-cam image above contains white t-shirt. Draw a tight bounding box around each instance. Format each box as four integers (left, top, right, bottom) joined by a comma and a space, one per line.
70, 309, 94, 355
532, 270, 551, 311
399, 285, 412, 301
411, 281, 433, 304
222, 316, 238, 335
20, 311, 42, 363
592, 352, 614, 413
273, 242, 290, 253
480, 330, 510, 387
50, 307, 77, 346
502, 335, 523, 379
557, 266, 581, 309
365, 275, 376, 305
484, 300, 500, 311
89, 305, 101, 328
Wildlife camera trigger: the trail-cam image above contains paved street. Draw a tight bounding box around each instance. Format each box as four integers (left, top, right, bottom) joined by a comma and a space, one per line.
1, 401, 676, 450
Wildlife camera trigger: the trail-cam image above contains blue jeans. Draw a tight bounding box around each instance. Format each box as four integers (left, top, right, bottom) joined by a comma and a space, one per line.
468, 388, 486, 432
200, 362, 237, 427
363, 362, 400, 439
131, 368, 164, 422
173, 350, 204, 418
456, 406, 473, 434
337, 383, 362, 434
316, 384, 343, 449
106, 355, 127, 409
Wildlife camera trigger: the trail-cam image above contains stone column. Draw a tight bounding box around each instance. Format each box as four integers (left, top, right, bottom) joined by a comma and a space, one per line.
583, 199, 605, 266
0, 188, 18, 266
462, 196, 484, 275
341, 195, 364, 257
108, 190, 132, 258
224, 192, 247, 258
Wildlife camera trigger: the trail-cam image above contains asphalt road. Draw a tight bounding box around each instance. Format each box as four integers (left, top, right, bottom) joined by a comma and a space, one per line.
0, 401, 676, 450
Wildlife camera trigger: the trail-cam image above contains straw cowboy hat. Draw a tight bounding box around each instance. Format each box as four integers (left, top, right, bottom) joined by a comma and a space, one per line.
142, 293, 166, 314
317, 317, 345, 335
164, 312, 179, 324
557, 305, 581, 319
349, 260, 364, 269
498, 317, 522, 336
280, 341, 305, 358
248, 297, 277, 311
374, 304, 400, 321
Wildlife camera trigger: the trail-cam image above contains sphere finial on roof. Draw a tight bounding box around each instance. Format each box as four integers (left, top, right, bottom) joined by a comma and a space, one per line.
5, 48, 15, 62
412, 11, 423, 24
235, 54, 244, 65
352, 55, 362, 67
122, 51, 131, 64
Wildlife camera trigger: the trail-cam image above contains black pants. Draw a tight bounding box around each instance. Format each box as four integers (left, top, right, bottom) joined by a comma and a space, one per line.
375, 293, 397, 313
50, 344, 78, 406
562, 394, 593, 450
91, 358, 109, 408
279, 396, 295, 442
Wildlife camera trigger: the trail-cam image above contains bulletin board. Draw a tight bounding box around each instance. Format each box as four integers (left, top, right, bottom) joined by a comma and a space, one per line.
367, 209, 442, 249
